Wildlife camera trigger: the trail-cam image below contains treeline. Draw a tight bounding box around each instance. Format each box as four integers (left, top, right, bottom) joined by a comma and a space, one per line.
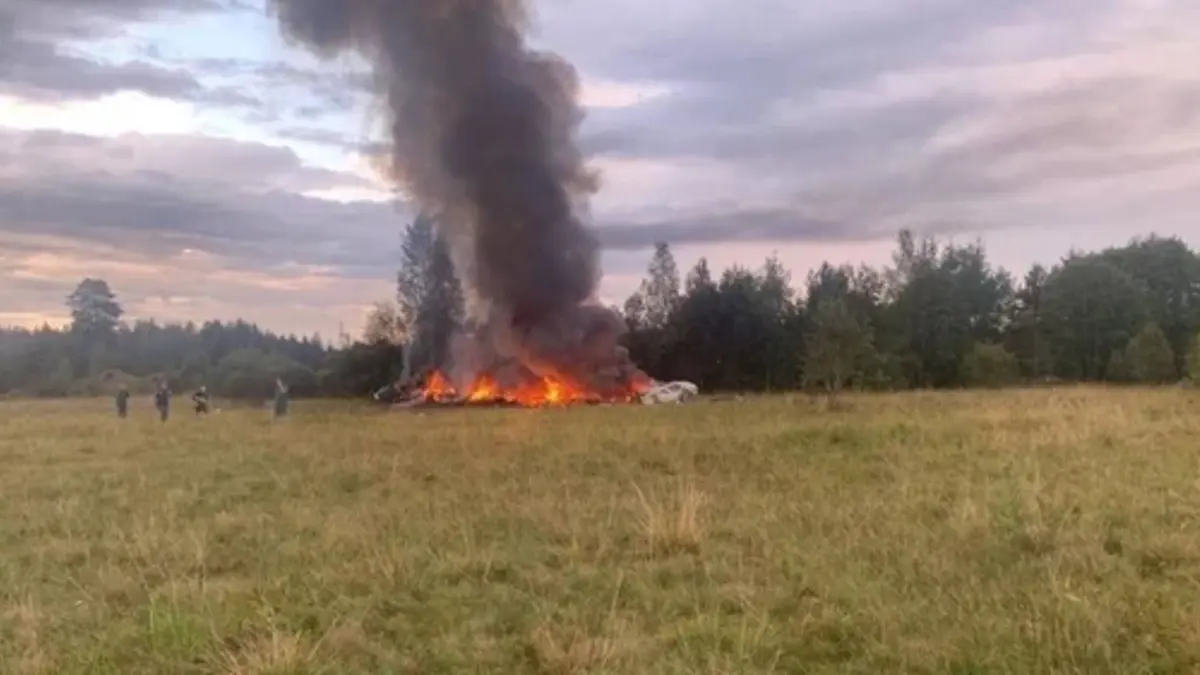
621, 231, 1200, 391
4, 226, 1199, 399
0, 278, 405, 399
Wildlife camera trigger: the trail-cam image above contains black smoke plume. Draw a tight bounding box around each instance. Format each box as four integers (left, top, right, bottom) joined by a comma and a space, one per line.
269, 0, 648, 396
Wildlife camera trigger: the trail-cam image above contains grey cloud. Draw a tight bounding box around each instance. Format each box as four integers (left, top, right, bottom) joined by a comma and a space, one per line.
295, 104, 333, 120
562, 0, 1055, 165
192, 59, 371, 92
4, 0, 226, 42
8, 0, 1200, 287
1, 0, 259, 104
0, 126, 776, 285
546, 0, 1200, 247
596, 209, 878, 251
276, 126, 358, 147
3, 129, 369, 193
0, 129, 403, 278
582, 89, 977, 171
593, 207, 1002, 253
263, 0, 1200, 251
1, 36, 258, 105
273, 128, 383, 161
790, 76, 1200, 220
577, 74, 1199, 250
538, 0, 1052, 98
176, 57, 371, 120
604, 2, 1031, 87
922, 77, 1200, 165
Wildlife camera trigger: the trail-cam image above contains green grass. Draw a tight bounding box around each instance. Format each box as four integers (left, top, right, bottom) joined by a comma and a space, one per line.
2, 388, 1200, 673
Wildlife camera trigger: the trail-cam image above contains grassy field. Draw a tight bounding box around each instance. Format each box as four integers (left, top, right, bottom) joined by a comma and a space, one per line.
2, 388, 1199, 674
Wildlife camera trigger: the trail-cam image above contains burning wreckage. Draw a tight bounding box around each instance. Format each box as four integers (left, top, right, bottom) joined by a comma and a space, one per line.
373, 315, 699, 409
377, 370, 699, 409
269, 0, 698, 407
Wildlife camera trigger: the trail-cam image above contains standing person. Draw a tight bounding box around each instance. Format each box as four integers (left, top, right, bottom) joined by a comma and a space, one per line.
192, 385, 211, 415
273, 378, 290, 420
115, 384, 130, 419
154, 381, 171, 422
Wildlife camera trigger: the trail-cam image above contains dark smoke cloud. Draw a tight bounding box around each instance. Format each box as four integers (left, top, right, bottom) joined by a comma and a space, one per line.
269, 0, 648, 392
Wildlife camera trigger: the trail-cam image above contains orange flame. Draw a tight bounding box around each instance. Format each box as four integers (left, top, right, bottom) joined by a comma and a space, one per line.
422, 371, 457, 400
416, 370, 645, 406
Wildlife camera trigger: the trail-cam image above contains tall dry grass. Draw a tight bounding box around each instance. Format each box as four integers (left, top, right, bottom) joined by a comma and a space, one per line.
1, 387, 1198, 673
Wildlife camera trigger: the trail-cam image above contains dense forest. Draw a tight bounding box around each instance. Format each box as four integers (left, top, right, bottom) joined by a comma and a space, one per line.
3, 216, 1198, 399
0, 280, 406, 400
622, 231, 1200, 392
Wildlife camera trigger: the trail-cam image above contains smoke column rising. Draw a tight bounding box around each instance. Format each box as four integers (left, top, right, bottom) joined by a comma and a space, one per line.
269, 0, 647, 395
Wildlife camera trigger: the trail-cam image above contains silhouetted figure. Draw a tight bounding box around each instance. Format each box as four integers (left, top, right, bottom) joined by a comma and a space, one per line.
154, 382, 171, 422
273, 378, 290, 420
192, 386, 211, 415
115, 385, 130, 419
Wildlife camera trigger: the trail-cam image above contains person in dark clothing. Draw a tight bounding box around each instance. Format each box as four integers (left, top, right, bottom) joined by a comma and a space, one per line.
154, 382, 171, 422
192, 386, 211, 415
273, 378, 290, 420
115, 385, 130, 418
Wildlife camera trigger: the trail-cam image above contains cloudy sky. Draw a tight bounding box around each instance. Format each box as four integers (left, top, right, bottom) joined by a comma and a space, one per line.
3, 0, 1199, 338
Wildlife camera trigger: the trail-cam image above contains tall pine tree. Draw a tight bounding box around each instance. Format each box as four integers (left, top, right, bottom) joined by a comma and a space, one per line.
396, 211, 464, 378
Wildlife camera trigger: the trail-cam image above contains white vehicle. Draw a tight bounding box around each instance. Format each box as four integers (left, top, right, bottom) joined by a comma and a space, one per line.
640, 380, 699, 404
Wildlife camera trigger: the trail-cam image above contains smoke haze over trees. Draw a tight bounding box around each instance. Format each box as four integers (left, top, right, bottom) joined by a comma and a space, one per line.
3, 229, 1200, 398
